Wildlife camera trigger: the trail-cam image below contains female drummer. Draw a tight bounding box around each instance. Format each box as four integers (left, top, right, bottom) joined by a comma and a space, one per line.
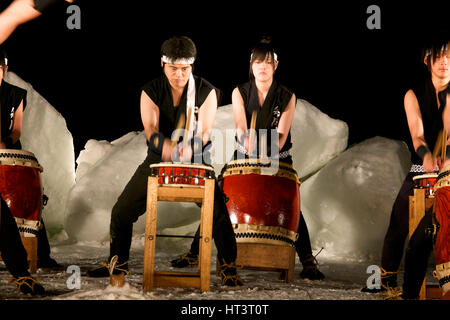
173, 37, 325, 281
0, 46, 60, 269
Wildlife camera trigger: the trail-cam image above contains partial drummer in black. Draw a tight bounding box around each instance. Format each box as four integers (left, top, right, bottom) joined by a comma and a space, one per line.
172, 37, 325, 280
0, 0, 74, 45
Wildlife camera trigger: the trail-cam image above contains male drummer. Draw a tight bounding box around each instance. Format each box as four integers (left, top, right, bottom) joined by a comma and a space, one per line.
400, 41, 450, 300
362, 39, 450, 295
0, 0, 75, 44
87, 36, 243, 287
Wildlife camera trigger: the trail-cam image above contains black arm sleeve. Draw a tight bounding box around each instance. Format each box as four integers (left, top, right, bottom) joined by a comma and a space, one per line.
33, 0, 61, 13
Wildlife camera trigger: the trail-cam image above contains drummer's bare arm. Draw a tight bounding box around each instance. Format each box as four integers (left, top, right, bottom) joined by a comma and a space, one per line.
277, 94, 296, 150
0, 0, 42, 45
197, 89, 217, 145
232, 87, 249, 148
442, 93, 450, 168
404, 89, 436, 172
140, 90, 173, 161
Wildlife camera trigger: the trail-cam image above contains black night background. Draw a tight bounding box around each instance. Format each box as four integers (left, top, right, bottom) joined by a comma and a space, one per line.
1, 1, 449, 159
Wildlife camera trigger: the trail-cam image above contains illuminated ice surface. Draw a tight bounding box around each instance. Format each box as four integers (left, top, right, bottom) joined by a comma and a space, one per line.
0, 73, 439, 300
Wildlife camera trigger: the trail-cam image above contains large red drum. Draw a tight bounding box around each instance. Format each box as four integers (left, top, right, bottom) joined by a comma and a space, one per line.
219, 159, 301, 246
149, 162, 215, 186
0, 149, 44, 237
432, 164, 450, 293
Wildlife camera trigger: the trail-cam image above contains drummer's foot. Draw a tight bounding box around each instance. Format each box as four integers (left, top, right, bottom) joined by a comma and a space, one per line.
170, 251, 198, 268
218, 259, 244, 287
87, 260, 129, 278
10, 276, 45, 296
361, 269, 397, 293
300, 255, 325, 281
37, 257, 63, 270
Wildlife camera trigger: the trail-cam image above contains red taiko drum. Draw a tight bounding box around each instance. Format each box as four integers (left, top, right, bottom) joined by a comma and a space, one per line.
219, 159, 301, 246
149, 162, 215, 186
432, 165, 450, 293
0, 149, 44, 237
413, 173, 438, 198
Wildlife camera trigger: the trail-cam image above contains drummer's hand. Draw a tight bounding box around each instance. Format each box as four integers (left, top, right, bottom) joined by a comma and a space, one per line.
161, 138, 173, 162
179, 145, 193, 163
423, 153, 436, 173
244, 135, 257, 155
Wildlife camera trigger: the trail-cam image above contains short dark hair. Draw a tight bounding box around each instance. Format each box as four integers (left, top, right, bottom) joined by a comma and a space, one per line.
422, 39, 449, 70
249, 36, 277, 78
160, 36, 197, 62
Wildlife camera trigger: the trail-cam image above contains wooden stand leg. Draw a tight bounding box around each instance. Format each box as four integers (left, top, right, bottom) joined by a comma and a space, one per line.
199, 179, 214, 292
21, 237, 37, 274
143, 177, 159, 291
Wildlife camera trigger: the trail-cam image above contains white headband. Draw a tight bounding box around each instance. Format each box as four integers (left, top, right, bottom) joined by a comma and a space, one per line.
162, 55, 195, 65
3, 57, 7, 66
250, 52, 278, 62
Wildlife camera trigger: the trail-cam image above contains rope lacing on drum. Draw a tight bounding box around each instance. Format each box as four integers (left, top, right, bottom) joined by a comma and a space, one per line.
0, 153, 38, 162
235, 231, 296, 246
9, 276, 41, 293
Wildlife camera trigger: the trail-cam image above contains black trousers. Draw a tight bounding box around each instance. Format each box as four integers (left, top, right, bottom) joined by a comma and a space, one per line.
0, 196, 30, 278
381, 172, 417, 276
109, 152, 237, 264
402, 211, 434, 299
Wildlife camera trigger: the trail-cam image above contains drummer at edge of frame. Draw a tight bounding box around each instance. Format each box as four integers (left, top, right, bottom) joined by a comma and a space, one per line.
362, 40, 450, 294
0, 0, 75, 45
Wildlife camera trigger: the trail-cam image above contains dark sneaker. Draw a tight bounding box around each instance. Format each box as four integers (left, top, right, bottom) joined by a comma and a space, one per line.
170, 251, 199, 268
10, 276, 45, 296
218, 259, 244, 287
87, 258, 129, 278
300, 255, 325, 280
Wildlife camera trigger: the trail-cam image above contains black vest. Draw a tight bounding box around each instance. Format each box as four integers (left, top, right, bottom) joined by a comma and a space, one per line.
142, 73, 220, 143
237, 79, 294, 159
409, 77, 448, 165
0, 81, 27, 149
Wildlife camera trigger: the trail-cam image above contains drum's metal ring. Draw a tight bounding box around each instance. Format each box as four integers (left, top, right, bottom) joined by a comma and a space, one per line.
232, 223, 298, 246
219, 160, 300, 184
0, 150, 43, 172
435, 170, 450, 192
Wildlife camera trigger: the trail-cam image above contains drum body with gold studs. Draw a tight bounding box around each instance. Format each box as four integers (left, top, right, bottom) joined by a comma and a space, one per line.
0, 149, 44, 237
219, 159, 301, 246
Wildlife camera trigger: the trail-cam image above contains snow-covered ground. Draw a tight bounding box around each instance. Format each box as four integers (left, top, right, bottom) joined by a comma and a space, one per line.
0, 236, 439, 301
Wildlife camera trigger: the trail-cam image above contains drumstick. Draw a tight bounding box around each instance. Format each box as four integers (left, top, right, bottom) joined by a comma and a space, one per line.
183, 108, 193, 151
171, 113, 186, 148
442, 128, 447, 162
248, 111, 257, 154
432, 129, 444, 162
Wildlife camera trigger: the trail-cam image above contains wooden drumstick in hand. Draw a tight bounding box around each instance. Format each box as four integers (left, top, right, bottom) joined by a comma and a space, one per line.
171, 113, 186, 148
248, 111, 257, 155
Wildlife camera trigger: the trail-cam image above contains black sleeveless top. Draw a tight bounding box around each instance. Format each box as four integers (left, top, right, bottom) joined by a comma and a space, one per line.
236, 79, 294, 162
409, 77, 448, 165
34, 0, 61, 12
0, 81, 27, 149
142, 73, 220, 147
